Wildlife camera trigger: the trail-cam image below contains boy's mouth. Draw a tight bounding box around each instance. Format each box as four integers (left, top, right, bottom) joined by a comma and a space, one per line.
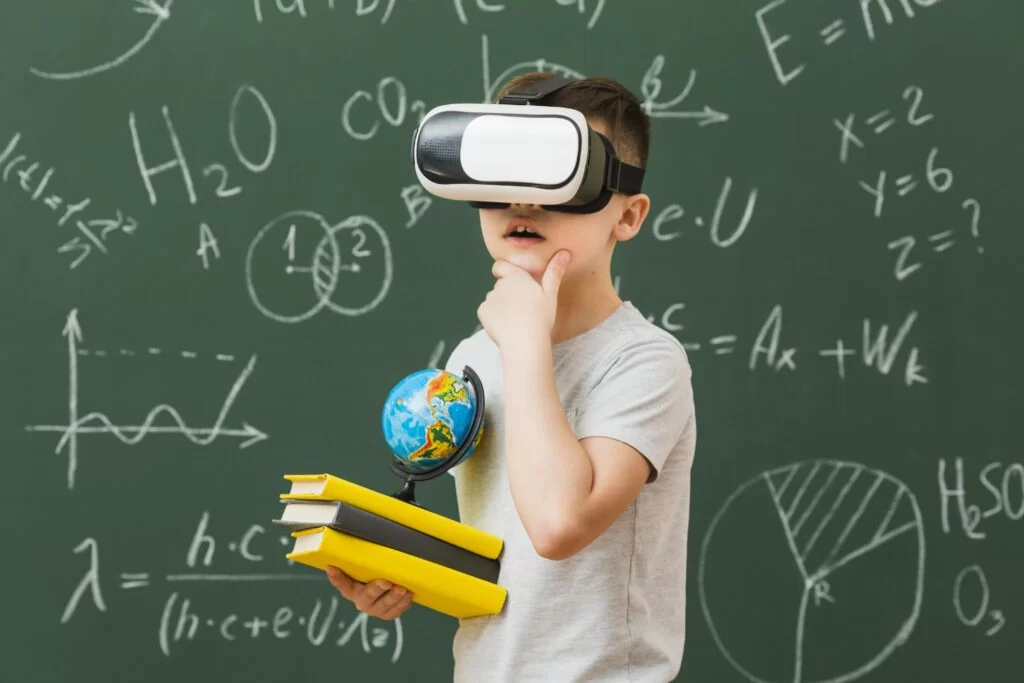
504, 217, 545, 241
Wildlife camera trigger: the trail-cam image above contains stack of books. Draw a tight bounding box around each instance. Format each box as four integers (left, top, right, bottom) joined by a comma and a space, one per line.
274, 473, 507, 619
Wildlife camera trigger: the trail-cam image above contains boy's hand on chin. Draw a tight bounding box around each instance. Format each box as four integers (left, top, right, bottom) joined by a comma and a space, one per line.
477, 250, 572, 352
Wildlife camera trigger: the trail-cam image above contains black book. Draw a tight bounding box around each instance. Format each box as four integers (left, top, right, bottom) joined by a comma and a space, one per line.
273, 499, 501, 584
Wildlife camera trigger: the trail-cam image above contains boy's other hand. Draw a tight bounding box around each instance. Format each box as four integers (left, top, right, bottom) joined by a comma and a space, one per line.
480, 250, 571, 350
326, 565, 413, 621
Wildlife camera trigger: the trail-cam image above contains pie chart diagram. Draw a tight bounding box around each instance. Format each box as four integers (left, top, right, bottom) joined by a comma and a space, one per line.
699, 460, 924, 683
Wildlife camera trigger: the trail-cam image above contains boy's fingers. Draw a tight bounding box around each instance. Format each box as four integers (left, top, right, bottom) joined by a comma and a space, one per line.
541, 250, 571, 300
491, 259, 519, 279
374, 586, 409, 612
355, 579, 392, 610
326, 566, 355, 599
378, 591, 414, 621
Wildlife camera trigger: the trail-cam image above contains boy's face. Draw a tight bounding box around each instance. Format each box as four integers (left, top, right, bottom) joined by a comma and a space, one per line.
477, 120, 649, 283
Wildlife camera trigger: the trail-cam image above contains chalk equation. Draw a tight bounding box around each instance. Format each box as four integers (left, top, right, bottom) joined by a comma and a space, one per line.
0, 132, 139, 269
629, 300, 928, 387
700, 460, 925, 683
60, 513, 403, 661
835, 84, 987, 282
454, 0, 606, 30
252, 0, 397, 25
832, 82, 985, 282
30, 0, 174, 81
652, 176, 758, 247
757, 0, 949, 86
24, 309, 268, 490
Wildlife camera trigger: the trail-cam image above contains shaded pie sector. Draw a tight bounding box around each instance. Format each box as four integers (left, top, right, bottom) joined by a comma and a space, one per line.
701, 461, 924, 683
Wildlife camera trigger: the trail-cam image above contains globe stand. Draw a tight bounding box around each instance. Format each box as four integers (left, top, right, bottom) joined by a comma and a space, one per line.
388, 365, 485, 507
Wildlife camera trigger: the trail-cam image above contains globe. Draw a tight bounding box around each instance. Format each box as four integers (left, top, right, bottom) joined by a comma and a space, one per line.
381, 368, 484, 471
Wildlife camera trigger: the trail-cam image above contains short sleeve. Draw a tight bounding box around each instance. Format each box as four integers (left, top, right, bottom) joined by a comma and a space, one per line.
574, 337, 694, 483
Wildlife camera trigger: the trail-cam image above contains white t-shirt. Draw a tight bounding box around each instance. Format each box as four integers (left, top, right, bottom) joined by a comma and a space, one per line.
444, 300, 697, 683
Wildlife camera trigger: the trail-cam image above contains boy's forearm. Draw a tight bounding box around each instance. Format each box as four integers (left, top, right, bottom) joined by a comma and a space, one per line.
501, 334, 593, 557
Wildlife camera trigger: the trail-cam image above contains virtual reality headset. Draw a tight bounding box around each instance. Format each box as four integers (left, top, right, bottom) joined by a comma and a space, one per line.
411, 77, 645, 214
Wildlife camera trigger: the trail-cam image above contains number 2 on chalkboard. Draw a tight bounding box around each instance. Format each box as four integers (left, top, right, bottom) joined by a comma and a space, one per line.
339, 229, 371, 273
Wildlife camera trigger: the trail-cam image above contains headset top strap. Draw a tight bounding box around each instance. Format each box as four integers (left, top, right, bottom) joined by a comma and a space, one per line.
498, 77, 576, 105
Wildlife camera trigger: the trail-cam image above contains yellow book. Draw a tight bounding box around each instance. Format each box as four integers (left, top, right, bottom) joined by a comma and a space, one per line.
288, 526, 508, 619
281, 473, 503, 560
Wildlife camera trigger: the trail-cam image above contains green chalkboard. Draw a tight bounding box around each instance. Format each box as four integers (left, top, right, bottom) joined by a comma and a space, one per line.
2, 1, 1022, 681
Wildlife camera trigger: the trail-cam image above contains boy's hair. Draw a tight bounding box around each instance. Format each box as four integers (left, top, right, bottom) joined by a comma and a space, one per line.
494, 73, 651, 170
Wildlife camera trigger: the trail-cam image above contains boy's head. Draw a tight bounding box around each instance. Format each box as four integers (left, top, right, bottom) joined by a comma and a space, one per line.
478, 73, 652, 282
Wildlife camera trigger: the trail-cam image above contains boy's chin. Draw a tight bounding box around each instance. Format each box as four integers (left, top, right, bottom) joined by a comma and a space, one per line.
501, 250, 549, 277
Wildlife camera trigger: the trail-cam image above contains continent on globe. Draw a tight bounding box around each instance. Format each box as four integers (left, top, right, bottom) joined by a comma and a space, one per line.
382, 368, 484, 471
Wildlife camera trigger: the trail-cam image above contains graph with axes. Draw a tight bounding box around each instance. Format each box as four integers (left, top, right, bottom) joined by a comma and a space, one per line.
25, 309, 268, 490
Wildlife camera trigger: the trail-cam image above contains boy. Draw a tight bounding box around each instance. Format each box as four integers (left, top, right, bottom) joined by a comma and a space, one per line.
327, 73, 697, 682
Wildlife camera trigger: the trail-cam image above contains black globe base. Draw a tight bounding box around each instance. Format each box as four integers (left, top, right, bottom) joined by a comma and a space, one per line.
391, 479, 420, 506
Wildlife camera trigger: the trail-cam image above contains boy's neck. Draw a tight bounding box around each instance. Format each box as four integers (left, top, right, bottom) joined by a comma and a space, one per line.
551, 269, 623, 347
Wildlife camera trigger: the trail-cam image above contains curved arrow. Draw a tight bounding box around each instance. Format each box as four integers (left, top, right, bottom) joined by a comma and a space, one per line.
30, 0, 173, 81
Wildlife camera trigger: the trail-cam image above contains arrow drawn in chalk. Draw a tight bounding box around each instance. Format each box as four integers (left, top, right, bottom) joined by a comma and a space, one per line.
640, 56, 730, 127
30, 0, 174, 81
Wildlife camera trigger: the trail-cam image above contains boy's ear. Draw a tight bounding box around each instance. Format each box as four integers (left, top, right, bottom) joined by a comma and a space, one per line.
612, 193, 651, 243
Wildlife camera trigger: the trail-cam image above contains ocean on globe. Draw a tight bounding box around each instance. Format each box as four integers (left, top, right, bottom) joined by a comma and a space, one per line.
381, 368, 483, 471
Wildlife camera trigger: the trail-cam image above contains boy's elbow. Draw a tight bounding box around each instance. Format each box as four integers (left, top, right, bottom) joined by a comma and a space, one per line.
529, 519, 585, 561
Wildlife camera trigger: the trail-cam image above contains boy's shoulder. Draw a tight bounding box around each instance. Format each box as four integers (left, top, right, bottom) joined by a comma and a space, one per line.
575, 301, 692, 374
595, 319, 693, 400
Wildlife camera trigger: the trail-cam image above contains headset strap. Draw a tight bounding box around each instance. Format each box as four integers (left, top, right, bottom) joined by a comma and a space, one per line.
498, 77, 576, 105
606, 157, 645, 195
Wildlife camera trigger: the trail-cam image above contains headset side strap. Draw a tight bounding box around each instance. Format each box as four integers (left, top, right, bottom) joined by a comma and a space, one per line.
605, 158, 646, 195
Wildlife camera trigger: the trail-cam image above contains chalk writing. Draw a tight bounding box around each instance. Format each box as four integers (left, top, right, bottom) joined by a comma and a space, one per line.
481, 35, 727, 129
756, 0, 949, 86
158, 592, 402, 658
342, 77, 427, 141
938, 458, 1024, 540
400, 184, 433, 228
554, 0, 606, 30
455, 0, 605, 29
479, 33, 584, 103
834, 86, 934, 163
640, 56, 729, 125
30, 0, 174, 80
0, 132, 138, 269
701, 460, 924, 683
953, 565, 1007, 636
628, 299, 928, 386
832, 83, 984, 281
24, 310, 267, 490
130, 84, 277, 206
246, 209, 394, 323
253, 0, 397, 25
58, 519, 404, 660
652, 177, 758, 246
